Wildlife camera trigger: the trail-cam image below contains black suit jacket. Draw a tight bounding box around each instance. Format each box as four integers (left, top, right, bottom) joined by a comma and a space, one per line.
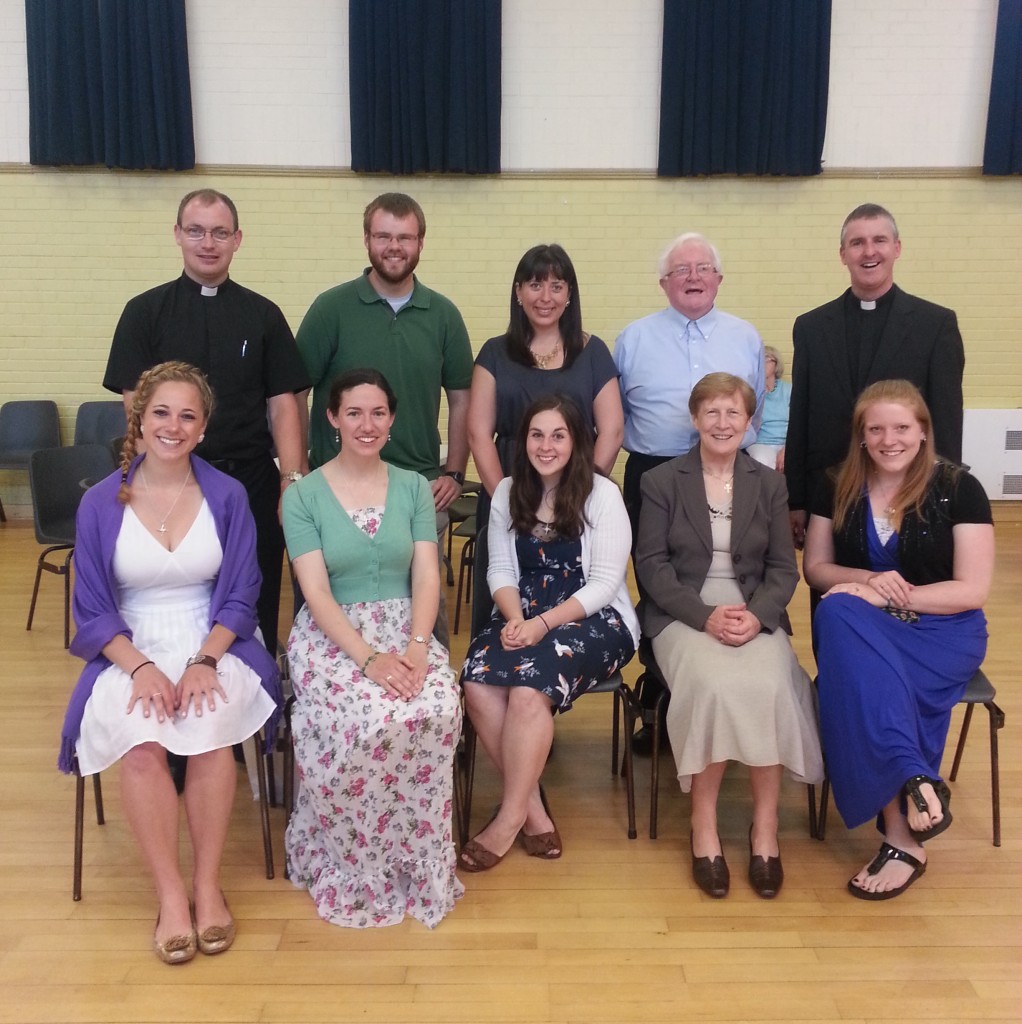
635, 449, 798, 640
785, 284, 964, 510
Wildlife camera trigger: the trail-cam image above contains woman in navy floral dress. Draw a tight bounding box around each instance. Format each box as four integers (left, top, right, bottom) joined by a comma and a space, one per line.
459, 394, 639, 871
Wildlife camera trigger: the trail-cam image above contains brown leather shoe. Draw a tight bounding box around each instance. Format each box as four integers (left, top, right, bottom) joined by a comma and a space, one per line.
690, 833, 729, 898
748, 828, 783, 898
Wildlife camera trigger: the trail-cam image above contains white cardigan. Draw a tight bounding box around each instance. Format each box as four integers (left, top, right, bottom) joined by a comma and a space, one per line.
486, 475, 640, 646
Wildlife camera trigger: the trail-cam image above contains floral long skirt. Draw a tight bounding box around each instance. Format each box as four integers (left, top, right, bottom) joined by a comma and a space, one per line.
285, 598, 464, 928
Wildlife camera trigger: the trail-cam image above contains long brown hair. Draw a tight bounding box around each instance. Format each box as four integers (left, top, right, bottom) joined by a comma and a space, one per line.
508, 394, 596, 539
117, 362, 214, 505
831, 379, 937, 532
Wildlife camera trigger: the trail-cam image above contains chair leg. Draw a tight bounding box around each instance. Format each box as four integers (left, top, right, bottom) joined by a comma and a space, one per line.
649, 691, 666, 840
63, 549, 74, 648
253, 732, 274, 880
816, 778, 830, 840
73, 774, 85, 901
453, 537, 475, 635
282, 713, 294, 881
987, 700, 1004, 847
26, 558, 45, 632
620, 686, 638, 840
807, 783, 818, 841
0, 494, 6, 522
92, 774, 105, 825
456, 718, 478, 847
949, 703, 974, 781
610, 687, 621, 777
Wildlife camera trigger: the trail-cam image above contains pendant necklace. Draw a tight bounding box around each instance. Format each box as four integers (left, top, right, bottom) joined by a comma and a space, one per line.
702, 468, 734, 496
140, 464, 192, 534
536, 519, 554, 538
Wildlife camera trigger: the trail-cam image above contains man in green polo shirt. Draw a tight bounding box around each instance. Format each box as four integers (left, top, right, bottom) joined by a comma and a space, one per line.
296, 192, 473, 648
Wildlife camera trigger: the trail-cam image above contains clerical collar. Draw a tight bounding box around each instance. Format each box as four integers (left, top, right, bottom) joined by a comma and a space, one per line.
850, 285, 895, 313
201, 285, 218, 297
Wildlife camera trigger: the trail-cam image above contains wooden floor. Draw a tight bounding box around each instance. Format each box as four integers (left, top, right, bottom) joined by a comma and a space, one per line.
0, 517, 1019, 1024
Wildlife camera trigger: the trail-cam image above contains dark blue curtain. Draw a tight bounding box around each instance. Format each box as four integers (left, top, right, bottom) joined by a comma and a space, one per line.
658, 0, 831, 177
349, 0, 501, 174
983, 0, 1022, 175
26, 0, 194, 170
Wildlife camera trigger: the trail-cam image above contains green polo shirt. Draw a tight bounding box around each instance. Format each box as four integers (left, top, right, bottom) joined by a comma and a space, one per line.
297, 270, 473, 472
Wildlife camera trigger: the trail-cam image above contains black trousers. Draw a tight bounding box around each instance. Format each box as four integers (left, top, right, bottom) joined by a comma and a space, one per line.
209, 454, 283, 657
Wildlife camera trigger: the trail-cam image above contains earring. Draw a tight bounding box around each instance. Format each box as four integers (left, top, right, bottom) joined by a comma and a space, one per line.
334, 428, 340, 444
198, 433, 205, 443
516, 299, 523, 307
139, 425, 144, 435
921, 435, 927, 442
388, 433, 392, 441
565, 299, 571, 307
859, 441, 866, 449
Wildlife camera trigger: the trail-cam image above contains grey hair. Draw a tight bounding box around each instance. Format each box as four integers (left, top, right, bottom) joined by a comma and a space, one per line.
763, 345, 784, 378
840, 204, 899, 246
657, 232, 723, 278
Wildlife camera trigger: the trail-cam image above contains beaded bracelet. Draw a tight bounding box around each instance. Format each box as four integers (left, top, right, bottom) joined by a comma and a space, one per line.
361, 651, 380, 673
130, 660, 154, 679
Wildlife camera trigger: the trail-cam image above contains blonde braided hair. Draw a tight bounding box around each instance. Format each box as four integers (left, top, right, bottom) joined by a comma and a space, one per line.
117, 361, 214, 505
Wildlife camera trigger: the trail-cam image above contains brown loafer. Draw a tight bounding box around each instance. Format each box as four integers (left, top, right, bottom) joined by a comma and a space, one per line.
690, 833, 729, 898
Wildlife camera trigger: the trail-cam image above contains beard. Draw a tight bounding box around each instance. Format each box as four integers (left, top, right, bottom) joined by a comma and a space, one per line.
368, 246, 420, 286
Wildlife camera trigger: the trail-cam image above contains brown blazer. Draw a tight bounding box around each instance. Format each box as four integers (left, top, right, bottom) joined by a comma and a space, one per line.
635, 448, 799, 640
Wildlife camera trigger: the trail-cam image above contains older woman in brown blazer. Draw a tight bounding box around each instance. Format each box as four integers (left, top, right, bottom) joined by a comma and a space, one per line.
636, 373, 822, 900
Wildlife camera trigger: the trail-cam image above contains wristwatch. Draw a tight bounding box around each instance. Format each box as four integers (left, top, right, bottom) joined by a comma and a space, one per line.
412, 635, 428, 645
185, 653, 218, 670
443, 470, 465, 485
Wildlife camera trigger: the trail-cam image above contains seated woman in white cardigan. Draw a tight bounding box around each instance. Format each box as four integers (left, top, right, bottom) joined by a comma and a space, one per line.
459, 393, 639, 872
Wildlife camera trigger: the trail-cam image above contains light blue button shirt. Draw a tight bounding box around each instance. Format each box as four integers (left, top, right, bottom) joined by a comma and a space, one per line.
613, 305, 765, 456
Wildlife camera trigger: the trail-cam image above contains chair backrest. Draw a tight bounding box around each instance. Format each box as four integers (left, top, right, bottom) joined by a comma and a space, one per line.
29, 444, 116, 546
0, 400, 61, 470
470, 523, 493, 638
73, 401, 126, 447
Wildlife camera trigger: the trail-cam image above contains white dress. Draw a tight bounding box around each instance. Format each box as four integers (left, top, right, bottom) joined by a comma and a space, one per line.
652, 505, 823, 793
75, 502, 278, 776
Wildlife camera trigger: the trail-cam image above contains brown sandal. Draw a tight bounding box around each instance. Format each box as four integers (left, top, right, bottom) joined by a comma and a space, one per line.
459, 838, 505, 873
521, 786, 562, 859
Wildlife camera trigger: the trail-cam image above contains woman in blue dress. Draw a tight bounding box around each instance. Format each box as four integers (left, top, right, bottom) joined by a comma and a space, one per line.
459, 394, 638, 871
804, 379, 994, 900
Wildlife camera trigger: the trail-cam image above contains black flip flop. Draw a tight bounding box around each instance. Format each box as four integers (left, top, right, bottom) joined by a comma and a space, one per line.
904, 775, 953, 842
847, 842, 927, 901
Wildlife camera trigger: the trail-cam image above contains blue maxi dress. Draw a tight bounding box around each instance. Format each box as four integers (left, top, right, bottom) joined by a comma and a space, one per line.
813, 515, 987, 829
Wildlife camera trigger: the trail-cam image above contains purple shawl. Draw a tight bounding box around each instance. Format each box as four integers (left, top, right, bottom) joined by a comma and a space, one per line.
59, 454, 282, 773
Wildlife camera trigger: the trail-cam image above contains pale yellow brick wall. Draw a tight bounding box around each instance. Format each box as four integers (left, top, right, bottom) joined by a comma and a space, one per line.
2, 168, 1020, 516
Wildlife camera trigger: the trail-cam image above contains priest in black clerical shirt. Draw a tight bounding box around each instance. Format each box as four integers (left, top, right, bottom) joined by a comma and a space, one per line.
103, 189, 310, 655
784, 202, 965, 549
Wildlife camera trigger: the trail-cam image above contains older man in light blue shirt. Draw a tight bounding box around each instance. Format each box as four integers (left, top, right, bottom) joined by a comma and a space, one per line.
614, 233, 765, 543
614, 232, 765, 753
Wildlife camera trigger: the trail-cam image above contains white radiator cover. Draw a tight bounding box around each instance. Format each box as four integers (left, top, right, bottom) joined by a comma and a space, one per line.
962, 409, 1022, 500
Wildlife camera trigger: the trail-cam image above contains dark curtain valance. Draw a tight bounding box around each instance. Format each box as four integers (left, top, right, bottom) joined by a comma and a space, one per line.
658, 0, 831, 177
26, 0, 194, 170
983, 0, 1022, 175
349, 0, 501, 174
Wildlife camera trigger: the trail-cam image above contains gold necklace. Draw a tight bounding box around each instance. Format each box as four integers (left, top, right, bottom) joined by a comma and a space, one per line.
139, 464, 192, 534
532, 341, 562, 369
702, 468, 734, 496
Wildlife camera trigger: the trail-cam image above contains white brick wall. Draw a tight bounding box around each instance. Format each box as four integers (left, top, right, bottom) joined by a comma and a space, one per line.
0, 1, 1006, 169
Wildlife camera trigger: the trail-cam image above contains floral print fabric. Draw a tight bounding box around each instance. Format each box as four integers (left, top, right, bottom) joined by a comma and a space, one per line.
460, 534, 635, 712
285, 508, 463, 928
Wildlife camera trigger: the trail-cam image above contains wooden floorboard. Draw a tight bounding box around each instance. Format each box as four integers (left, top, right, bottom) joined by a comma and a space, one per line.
0, 518, 1018, 1024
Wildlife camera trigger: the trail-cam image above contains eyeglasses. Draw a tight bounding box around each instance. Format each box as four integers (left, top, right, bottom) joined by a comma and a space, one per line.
181, 226, 236, 243
369, 232, 420, 246
663, 262, 718, 279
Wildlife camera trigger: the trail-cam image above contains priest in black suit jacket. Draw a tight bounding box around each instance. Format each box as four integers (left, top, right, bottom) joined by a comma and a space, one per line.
785, 204, 964, 548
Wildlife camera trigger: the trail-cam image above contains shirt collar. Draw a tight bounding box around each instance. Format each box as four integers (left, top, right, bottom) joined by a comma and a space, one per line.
355, 268, 428, 309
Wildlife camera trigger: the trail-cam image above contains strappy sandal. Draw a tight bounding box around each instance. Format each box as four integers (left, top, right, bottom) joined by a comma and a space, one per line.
848, 842, 927, 901
521, 785, 562, 860
459, 838, 505, 873
904, 775, 953, 842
